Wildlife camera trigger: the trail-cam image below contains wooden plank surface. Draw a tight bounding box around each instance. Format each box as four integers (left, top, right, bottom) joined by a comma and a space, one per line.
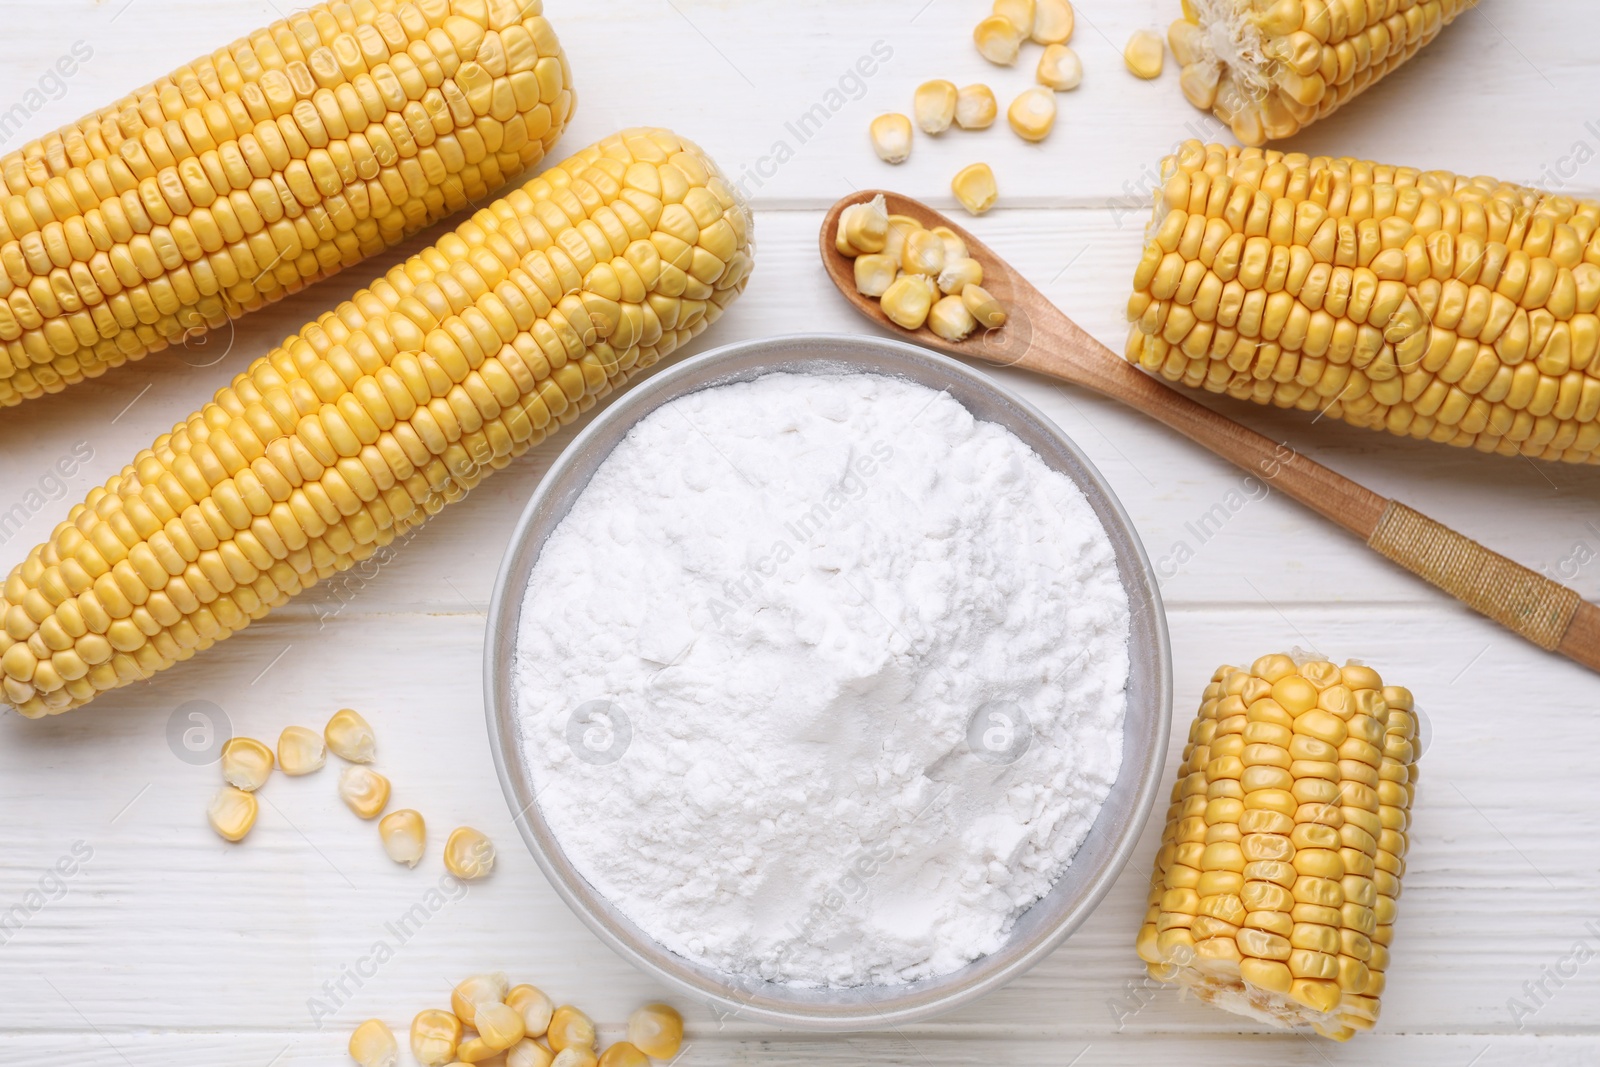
1, 0, 1599, 1063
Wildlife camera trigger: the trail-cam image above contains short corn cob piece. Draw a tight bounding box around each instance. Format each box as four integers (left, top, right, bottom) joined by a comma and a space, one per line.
0, 0, 575, 408
0, 128, 753, 716
1136, 654, 1420, 1041
1168, 0, 1475, 145
1128, 142, 1600, 464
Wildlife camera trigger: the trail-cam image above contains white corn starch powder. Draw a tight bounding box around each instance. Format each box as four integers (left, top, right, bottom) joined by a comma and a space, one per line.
513, 372, 1130, 986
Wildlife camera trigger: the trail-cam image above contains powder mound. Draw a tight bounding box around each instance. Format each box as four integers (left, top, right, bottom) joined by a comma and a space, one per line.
513, 372, 1130, 987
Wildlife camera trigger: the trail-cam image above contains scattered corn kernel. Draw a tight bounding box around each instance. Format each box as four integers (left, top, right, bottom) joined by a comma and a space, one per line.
881, 274, 938, 331
929, 296, 979, 342
929, 226, 968, 263
870, 113, 913, 164
914, 79, 959, 134
626, 1004, 684, 1060
379, 809, 427, 868
974, 15, 1025, 65
475, 1002, 528, 1052
507, 985, 555, 1039
938, 257, 984, 296
962, 284, 1008, 328
955, 84, 998, 129
1031, 0, 1074, 43
277, 726, 327, 776
1125, 29, 1165, 79
951, 163, 999, 216
411, 1010, 463, 1067
902, 230, 947, 278
855, 255, 899, 298
326, 709, 376, 763
992, 0, 1034, 37
549, 1006, 598, 1052
339, 766, 391, 820
221, 737, 274, 792
508, 1038, 556, 1067
445, 826, 497, 880
550, 1051, 598, 1067
1007, 87, 1058, 142
597, 1043, 649, 1067
349, 1020, 398, 1067
451, 973, 510, 1027
1037, 44, 1083, 90
208, 787, 258, 843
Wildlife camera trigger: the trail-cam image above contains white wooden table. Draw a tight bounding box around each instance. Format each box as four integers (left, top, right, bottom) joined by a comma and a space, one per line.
2, 1, 1598, 1063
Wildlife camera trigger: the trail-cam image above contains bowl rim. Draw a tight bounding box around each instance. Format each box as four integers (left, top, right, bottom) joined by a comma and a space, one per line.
483, 332, 1172, 1030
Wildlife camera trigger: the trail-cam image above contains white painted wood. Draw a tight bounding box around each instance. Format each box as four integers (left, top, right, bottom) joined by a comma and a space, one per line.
1, 0, 1598, 1063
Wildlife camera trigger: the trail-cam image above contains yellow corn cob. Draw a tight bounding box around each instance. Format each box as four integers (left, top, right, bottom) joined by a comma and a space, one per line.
0, 0, 575, 408
0, 128, 753, 717
1168, 0, 1475, 145
1128, 142, 1600, 464
1136, 654, 1419, 1041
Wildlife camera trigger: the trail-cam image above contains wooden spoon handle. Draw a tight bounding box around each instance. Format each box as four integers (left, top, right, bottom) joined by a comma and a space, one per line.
1015, 340, 1600, 673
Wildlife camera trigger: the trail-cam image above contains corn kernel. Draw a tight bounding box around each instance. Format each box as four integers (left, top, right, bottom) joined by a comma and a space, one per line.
929, 296, 978, 342
839, 195, 889, 256
962, 284, 1008, 328
326, 708, 376, 763
951, 164, 998, 216
508, 1038, 555, 1067
881, 274, 938, 331
278, 725, 327, 776
855, 254, 898, 298
1125, 29, 1165, 79
955, 84, 998, 129
221, 737, 274, 791
444, 826, 497, 880
911, 230, 955, 269
1037, 44, 1083, 90
456, 1036, 501, 1063
974, 15, 1025, 65
1007, 88, 1057, 142
869, 113, 913, 164
208, 787, 258, 843
349, 1019, 398, 1067
411, 1009, 463, 1067
903, 230, 947, 278
914, 80, 958, 134
476, 1002, 527, 1052
597, 1043, 649, 1067
339, 766, 391, 820
507, 985, 555, 1039
379, 809, 426, 867
549, 1006, 597, 1052
551, 1051, 598, 1067
451, 973, 510, 1027
627, 1003, 684, 1059
938, 257, 984, 295
1031, 0, 1074, 43
992, 0, 1034, 38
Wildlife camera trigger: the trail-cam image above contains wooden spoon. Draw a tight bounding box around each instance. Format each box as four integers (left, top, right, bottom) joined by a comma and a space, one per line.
821, 190, 1600, 674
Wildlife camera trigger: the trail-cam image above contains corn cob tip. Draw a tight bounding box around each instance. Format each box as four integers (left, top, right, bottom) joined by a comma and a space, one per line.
1170, 0, 1475, 145
0, 126, 753, 717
